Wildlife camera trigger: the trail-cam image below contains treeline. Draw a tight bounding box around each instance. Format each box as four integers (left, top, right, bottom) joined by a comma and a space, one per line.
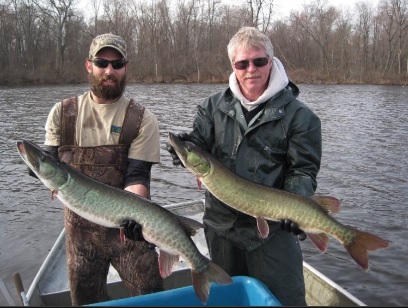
0, 0, 407, 86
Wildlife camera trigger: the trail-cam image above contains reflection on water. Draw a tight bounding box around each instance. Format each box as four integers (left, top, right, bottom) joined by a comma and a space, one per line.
0, 83, 407, 306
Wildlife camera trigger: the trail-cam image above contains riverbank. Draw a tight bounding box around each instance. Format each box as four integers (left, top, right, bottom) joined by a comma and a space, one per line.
2, 68, 407, 87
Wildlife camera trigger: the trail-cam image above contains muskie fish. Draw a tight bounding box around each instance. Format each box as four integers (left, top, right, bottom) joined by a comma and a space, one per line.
16, 140, 232, 304
168, 132, 389, 270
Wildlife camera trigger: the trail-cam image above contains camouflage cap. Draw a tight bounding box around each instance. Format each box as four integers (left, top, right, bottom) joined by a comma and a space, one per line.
89, 33, 127, 60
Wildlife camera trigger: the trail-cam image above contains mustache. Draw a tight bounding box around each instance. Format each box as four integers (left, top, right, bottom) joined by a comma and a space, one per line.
88, 72, 126, 100
101, 75, 118, 82
244, 74, 261, 79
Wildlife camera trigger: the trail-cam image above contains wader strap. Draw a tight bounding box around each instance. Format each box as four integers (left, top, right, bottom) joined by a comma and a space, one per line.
60, 97, 144, 147
60, 96, 78, 146
120, 99, 145, 145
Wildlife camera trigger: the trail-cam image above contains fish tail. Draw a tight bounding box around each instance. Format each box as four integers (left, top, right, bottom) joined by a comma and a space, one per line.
345, 228, 389, 270
191, 260, 232, 304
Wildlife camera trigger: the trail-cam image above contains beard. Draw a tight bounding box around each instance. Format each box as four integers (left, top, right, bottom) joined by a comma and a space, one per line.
88, 72, 127, 100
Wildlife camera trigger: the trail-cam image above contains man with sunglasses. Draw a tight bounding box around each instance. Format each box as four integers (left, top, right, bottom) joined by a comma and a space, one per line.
41, 33, 163, 305
167, 27, 322, 306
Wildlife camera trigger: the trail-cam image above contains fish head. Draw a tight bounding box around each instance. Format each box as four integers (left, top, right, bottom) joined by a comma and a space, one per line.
16, 140, 69, 191
168, 132, 211, 178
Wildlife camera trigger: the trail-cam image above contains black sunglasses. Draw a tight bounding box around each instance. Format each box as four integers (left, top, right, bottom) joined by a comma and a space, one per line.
233, 57, 270, 70
90, 58, 127, 69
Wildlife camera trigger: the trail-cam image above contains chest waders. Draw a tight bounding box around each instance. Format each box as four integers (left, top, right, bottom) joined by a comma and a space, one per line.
60, 97, 163, 305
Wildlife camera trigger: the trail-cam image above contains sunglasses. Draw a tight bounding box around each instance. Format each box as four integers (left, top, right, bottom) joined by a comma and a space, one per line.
233, 57, 270, 70
91, 58, 127, 69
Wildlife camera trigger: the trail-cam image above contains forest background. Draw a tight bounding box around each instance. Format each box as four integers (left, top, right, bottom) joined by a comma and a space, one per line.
1, 0, 407, 86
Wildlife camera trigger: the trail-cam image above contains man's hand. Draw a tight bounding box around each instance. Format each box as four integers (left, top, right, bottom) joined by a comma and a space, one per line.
121, 220, 144, 241
280, 219, 307, 241
120, 220, 156, 249
166, 132, 189, 167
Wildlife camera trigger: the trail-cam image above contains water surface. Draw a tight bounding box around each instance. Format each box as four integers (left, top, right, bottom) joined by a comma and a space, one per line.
0, 83, 406, 306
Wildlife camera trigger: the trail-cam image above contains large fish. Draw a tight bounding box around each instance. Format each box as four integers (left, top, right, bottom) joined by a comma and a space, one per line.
168, 132, 389, 270
16, 140, 232, 304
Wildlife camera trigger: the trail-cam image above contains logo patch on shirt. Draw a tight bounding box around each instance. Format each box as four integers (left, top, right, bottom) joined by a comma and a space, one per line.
111, 125, 122, 134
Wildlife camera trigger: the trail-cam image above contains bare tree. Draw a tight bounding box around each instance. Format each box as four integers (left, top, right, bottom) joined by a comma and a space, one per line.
291, 0, 338, 77
390, 0, 408, 78
31, 0, 78, 79
1, 0, 407, 85
88, 0, 102, 36
333, 7, 353, 80
246, 0, 274, 31
378, 0, 399, 77
0, 1, 16, 80
355, 1, 373, 80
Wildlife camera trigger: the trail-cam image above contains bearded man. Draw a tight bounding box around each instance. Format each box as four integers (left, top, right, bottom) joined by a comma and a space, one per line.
42, 33, 163, 305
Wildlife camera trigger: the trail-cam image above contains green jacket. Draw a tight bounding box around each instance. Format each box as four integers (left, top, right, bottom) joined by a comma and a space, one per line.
189, 82, 322, 251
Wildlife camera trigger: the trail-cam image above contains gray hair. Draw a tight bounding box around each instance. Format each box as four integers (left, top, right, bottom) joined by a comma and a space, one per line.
227, 27, 274, 63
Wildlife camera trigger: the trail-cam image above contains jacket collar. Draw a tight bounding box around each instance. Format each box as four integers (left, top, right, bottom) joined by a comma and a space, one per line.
220, 85, 297, 122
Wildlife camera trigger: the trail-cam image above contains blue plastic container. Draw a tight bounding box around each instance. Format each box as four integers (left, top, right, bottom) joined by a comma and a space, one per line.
88, 276, 281, 306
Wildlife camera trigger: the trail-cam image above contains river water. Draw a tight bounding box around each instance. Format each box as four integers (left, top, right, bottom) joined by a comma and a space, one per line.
0, 83, 406, 306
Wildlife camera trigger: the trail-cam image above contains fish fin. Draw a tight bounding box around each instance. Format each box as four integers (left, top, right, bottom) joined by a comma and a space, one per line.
158, 250, 179, 278
256, 217, 270, 238
177, 215, 204, 236
312, 196, 341, 214
119, 229, 125, 242
51, 190, 58, 201
344, 227, 389, 270
196, 177, 202, 190
307, 232, 329, 252
191, 258, 233, 304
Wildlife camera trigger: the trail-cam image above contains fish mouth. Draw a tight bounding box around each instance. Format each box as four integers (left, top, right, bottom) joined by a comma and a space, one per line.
16, 141, 26, 156
16, 140, 45, 173
168, 131, 189, 162
16, 141, 29, 166
168, 132, 211, 177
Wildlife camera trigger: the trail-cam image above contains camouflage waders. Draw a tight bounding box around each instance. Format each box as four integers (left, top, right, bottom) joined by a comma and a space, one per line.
59, 97, 163, 305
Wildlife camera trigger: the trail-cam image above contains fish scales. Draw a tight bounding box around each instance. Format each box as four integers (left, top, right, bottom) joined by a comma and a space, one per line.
168, 132, 389, 271
16, 139, 232, 304
202, 151, 353, 240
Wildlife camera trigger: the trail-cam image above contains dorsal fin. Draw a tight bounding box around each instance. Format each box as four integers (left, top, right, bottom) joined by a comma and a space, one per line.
177, 215, 204, 236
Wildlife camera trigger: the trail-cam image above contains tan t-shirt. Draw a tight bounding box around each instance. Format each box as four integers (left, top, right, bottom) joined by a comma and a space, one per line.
45, 92, 160, 163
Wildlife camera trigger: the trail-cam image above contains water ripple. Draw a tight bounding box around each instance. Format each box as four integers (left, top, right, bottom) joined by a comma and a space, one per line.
0, 83, 407, 306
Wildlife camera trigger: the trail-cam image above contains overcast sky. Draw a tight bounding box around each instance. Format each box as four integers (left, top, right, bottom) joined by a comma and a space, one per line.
231, 0, 378, 18
78, 0, 378, 20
